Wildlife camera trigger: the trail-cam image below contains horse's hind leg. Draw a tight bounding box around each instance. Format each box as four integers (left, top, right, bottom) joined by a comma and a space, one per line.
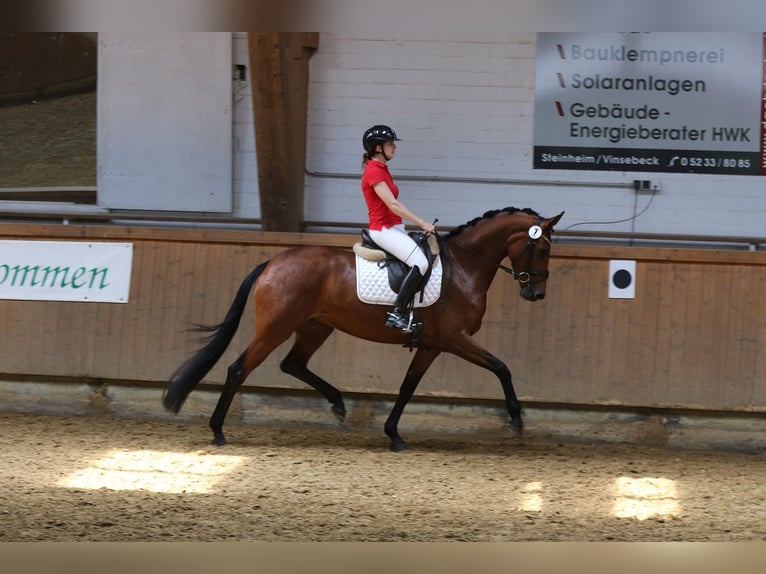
384, 348, 441, 452
209, 325, 297, 445
280, 320, 346, 422
209, 350, 249, 446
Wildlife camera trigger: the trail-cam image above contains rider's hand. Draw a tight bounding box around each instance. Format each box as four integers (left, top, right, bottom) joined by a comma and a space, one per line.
422, 222, 436, 234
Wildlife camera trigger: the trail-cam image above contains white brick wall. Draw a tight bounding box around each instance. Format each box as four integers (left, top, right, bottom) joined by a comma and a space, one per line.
235, 33, 766, 240
232, 32, 260, 219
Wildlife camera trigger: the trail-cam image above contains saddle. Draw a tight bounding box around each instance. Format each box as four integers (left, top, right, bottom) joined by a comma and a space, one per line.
353, 230, 439, 294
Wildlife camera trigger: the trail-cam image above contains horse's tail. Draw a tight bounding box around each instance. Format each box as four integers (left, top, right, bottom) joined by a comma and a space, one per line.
162, 260, 270, 414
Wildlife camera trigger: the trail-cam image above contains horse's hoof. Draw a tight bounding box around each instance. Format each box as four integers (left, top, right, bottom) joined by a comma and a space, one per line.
389, 439, 408, 452
509, 418, 523, 436
331, 404, 346, 423
211, 436, 228, 446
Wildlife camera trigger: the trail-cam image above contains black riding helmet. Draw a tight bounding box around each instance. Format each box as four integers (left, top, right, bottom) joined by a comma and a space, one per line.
362, 125, 401, 154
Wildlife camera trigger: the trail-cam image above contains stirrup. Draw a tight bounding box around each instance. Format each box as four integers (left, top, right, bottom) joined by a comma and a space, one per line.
385, 310, 412, 331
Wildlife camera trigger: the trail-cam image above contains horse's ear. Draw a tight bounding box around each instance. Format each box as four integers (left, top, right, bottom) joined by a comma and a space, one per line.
545, 211, 565, 230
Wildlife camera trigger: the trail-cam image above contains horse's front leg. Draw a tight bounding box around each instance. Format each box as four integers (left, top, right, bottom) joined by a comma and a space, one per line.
447, 335, 523, 436
384, 348, 441, 452
486, 354, 522, 435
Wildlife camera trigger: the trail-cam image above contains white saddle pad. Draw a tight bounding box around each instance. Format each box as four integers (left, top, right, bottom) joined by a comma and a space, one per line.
355, 255, 442, 307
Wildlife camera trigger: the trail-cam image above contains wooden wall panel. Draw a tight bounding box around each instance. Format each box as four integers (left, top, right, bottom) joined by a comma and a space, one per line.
1, 223, 765, 414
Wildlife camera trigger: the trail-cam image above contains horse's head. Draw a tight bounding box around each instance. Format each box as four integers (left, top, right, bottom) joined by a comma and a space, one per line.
508, 211, 564, 301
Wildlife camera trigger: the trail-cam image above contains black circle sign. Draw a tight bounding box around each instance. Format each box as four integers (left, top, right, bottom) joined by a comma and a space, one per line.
612, 269, 633, 289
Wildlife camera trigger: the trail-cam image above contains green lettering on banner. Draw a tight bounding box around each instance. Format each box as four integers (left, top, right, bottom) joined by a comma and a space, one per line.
69, 267, 87, 289
41, 266, 70, 288
0, 264, 112, 291
89, 267, 110, 289
8, 265, 41, 286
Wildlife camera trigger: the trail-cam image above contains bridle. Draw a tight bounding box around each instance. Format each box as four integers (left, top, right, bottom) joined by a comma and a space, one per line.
509, 217, 552, 285
438, 216, 551, 286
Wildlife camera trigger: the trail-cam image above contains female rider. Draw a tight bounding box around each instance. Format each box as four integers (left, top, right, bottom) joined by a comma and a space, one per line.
361, 125, 436, 331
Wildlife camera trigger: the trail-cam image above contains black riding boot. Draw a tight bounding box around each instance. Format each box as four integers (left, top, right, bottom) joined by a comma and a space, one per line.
385, 266, 423, 331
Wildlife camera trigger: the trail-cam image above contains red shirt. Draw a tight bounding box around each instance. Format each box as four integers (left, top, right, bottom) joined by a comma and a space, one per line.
361, 160, 402, 230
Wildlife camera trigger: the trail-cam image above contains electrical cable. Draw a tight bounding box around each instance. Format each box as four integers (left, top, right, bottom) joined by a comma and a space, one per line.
556, 187, 657, 243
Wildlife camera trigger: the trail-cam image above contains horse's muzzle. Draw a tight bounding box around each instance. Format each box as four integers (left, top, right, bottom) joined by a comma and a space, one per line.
520, 283, 546, 301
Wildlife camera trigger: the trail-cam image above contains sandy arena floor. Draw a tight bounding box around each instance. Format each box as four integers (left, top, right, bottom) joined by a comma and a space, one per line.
0, 411, 764, 542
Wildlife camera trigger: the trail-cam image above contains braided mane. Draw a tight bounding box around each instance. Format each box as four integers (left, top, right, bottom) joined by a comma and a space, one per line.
444, 207, 540, 239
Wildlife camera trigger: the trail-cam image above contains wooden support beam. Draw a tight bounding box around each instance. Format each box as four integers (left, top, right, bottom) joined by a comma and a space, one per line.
248, 32, 318, 232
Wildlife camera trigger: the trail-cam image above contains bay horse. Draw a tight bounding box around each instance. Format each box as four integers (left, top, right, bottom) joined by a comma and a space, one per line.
163, 207, 564, 451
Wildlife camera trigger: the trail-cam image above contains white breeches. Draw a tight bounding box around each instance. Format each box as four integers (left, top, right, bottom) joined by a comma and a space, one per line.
368, 224, 429, 274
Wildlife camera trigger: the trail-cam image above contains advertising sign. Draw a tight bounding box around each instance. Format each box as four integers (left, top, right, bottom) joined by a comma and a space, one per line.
0, 241, 133, 303
534, 33, 766, 175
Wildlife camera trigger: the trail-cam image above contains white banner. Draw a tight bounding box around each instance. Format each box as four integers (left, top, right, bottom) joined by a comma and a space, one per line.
0, 241, 133, 303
